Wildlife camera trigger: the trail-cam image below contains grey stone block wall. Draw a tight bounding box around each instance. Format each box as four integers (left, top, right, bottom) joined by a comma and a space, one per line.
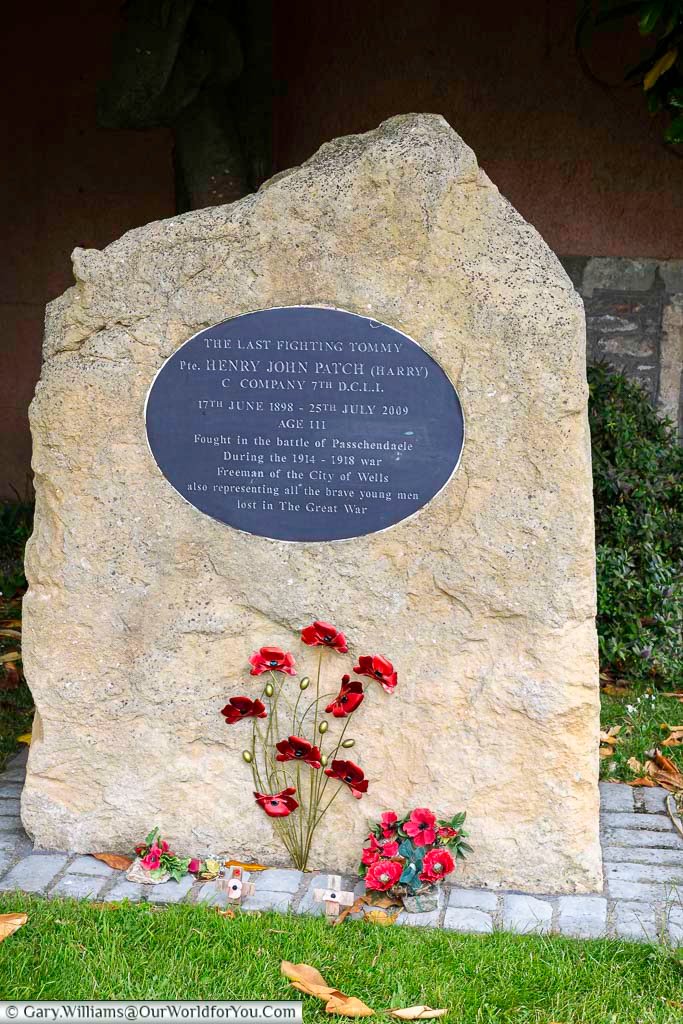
561, 256, 683, 437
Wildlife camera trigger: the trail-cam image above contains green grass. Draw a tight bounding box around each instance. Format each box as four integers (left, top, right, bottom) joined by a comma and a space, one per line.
600, 682, 683, 782
0, 897, 681, 1021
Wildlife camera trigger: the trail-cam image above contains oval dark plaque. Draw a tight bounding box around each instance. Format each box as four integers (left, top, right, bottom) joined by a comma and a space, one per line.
145, 307, 464, 542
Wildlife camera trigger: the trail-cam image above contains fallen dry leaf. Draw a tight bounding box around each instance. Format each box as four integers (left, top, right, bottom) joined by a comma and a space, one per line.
600, 726, 622, 745
214, 907, 235, 918
628, 777, 656, 787
599, 746, 615, 759
281, 962, 374, 1017
282, 962, 336, 997
387, 1009, 447, 1020
223, 859, 268, 871
324, 993, 374, 1017
645, 750, 683, 792
92, 852, 133, 871
662, 725, 683, 748
335, 896, 366, 926
627, 756, 643, 774
0, 912, 27, 942
0, 629, 21, 640
0, 652, 21, 664
16, 733, 31, 745
363, 910, 400, 926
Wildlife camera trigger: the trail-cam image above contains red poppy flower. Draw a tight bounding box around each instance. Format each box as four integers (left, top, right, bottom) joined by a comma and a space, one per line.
381, 839, 399, 857
365, 858, 403, 891
325, 675, 364, 718
254, 787, 299, 817
324, 759, 368, 798
404, 807, 437, 846
437, 826, 459, 840
361, 835, 382, 867
249, 646, 297, 676
419, 847, 455, 884
141, 845, 162, 870
380, 810, 398, 838
188, 858, 201, 874
134, 843, 147, 856
353, 655, 397, 693
301, 621, 348, 653
221, 696, 268, 725
275, 735, 322, 769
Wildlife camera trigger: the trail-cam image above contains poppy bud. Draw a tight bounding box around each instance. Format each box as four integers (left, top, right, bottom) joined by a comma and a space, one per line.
264, 683, 274, 697
299, 676, 310, 690
318, 720, 329, 734
320, 754, 328, 766
341, 738, 355, 748
242, 750, 253, 763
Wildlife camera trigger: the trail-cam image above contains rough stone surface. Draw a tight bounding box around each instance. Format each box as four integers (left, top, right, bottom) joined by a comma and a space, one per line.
0, 853, 68, 893
22, 113, 601, 892
448, 887, 497, 912
613, 901, 658, 942
668, 905, 683, 944
598, 783, 633, 813
106, 878, 145, 902
602, 812, 672, 832
51, 873, 106, 899
502, 894, 553, 935
66, 855, 115, 877
443, 907, 493, 933
255, 869, 303, 894
146, 874, 195, 903
556, 895, 607, 939
241, 890, 293, 913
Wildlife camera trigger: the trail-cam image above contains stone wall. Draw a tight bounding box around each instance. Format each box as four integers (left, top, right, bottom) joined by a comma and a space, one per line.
561, 257, 683, 437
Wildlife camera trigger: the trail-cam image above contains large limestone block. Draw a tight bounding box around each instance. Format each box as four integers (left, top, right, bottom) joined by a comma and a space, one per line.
23, 114, 602, 892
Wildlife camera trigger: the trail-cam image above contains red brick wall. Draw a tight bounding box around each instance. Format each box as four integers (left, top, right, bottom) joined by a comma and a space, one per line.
0, 1, 174, 499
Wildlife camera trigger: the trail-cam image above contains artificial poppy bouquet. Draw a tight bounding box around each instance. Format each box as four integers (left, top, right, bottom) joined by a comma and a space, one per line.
130, 826, 204, 883
359, 807, 471, 910
220, 619, 397, 870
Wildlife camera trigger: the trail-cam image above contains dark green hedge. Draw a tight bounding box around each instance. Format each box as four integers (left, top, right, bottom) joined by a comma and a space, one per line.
589, 363, 683, 687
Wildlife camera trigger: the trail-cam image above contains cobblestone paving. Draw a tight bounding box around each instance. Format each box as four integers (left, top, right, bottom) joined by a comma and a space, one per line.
1, 750, 682, 943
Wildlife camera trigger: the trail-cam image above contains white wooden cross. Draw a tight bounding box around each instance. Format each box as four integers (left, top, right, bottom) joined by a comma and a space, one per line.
217, 865, 255, 904
313, 873, 355, 919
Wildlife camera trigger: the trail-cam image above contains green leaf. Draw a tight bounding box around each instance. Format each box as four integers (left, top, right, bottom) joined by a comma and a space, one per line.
644, 48, 678, 90
665, 113, 683, 142
669, 86, 683, 107
638, 0, 666, 36
144, 827, 159, 847
398, 839, 417, 861
399, 861, 420, 890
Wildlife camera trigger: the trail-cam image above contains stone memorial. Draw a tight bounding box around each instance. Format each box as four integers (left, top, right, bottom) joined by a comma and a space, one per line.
23, 114, 602, 893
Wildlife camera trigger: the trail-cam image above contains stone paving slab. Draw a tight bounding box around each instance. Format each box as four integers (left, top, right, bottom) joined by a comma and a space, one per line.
613, 901, 659, 942
557, 896, 607, 939
502, 894, 553, 935
601, 826, 683, 849
443, 907, 493, 933
0, 853, 69, 893
106, 878, 145, 902
52, 873, 107, 899
448, 887, 498, 912
66, 856, 115, 877
0, 753, 680, 943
